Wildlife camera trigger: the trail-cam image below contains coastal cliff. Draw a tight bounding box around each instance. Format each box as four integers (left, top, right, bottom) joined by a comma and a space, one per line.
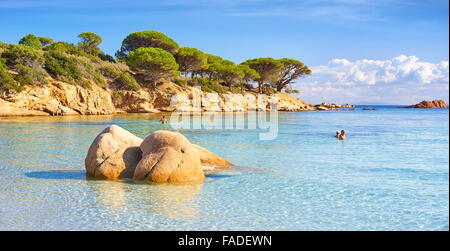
0, 78, 313, 116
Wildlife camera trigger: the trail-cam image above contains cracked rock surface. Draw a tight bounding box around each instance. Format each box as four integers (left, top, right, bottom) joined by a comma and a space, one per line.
85, 125, 143, 179
134, 130, 205, 183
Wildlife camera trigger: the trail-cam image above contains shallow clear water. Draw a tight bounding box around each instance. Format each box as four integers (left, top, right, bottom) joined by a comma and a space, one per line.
0, 107, 448, 230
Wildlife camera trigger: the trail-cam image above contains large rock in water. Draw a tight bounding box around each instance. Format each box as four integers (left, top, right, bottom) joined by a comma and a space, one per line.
402, 100, 448, 109
193, 144, 233, 170
133, 130, 205, 183
85, 125, 143, 179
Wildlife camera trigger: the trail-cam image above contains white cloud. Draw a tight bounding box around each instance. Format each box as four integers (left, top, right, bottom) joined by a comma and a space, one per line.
294, 55, 449, 105
313, 55, 449, 86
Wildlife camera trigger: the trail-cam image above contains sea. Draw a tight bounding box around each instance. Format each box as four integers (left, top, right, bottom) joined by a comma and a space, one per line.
0, 105, 448, 230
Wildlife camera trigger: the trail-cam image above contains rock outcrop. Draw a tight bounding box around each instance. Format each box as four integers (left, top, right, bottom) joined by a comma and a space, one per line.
85, 125, 143, 179
84, 126, 231, 183
1, 78, 315, 116
1, 79, 115, 116
134, 130, 205, 183
193, 144, 233, 170
276, 93, 312, 111
314, 102, 354, 111
402, 100, 448, 109
113, 89, 159, 113
0, 98, 49, 116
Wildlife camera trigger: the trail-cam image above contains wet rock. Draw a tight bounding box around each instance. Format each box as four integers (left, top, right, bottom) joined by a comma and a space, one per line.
193, 144, 233, 170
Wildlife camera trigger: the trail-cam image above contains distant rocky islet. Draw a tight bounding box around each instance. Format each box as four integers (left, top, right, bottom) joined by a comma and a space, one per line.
401, 100, 448, 109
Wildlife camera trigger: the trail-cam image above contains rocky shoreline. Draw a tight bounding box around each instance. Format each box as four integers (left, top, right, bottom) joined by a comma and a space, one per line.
0, 78, 315, 117
314, 102, 355, 111
3, 80, 446, 117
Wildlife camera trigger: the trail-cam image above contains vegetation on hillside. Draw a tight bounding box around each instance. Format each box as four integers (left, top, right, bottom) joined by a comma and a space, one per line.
0, 30, 311, 94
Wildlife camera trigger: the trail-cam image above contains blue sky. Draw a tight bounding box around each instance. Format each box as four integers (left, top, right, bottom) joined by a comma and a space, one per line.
1, 0, 448, 104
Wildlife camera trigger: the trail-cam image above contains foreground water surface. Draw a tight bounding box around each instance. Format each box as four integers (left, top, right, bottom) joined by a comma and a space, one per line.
0, 106, 448, 230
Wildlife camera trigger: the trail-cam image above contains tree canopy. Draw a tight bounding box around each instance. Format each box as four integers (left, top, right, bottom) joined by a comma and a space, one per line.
241, 57, 283, 93
78, 32, 102, 55
126, 47, 179, 85
239, 64, 260, 84
207, 60, 244, 85
18, 34, 42, 50
45, 41, 89, 57
175, 47, 207, 76
38, 37, 54, 47
273, 58, 312, 92
1, 29, 312, 94
116, 30, 179, 58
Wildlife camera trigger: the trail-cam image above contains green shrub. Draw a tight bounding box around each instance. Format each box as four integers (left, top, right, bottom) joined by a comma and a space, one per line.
13, 64, 48, 86
100, 65, 121, 78
2, 44, 44, 68
0, 64, 23, 92
98, 53, 115, 63
173, 78, 186, 86
93, 71, 106, 87
261, 85, 276, 94
111, 90, 123, 103
208, 82, 224, 93
76, 56, 105, 87
45, 42, 90, 58
189, 77, 223, 93
230, 86, 245, 95
44, 51, 82, 84
100, 66, 140, 91
117, 72, 140, 91
44, 51, 107, 88
0, 41, 7, 54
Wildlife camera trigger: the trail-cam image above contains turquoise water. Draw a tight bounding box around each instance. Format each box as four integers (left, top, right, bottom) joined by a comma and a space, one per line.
0, 107, 448, 230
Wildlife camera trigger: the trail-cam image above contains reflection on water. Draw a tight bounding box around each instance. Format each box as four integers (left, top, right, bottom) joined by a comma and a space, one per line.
88, 180, 128, 209
143, 183, 203, 219
22, 167, 205, 220
86, 179, 203, 219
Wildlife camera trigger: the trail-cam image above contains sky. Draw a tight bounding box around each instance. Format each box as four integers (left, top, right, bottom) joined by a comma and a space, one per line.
0, 0, 448, 105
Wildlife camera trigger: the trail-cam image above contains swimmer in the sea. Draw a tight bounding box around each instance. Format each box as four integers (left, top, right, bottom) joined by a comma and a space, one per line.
335, 131, 340, 138
338, 129, 346, 140
160, 115, 168, 124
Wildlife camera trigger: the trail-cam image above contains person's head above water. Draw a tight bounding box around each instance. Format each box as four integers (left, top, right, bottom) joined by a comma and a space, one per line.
341, 129, 346, 135
336, 131, 340, 136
